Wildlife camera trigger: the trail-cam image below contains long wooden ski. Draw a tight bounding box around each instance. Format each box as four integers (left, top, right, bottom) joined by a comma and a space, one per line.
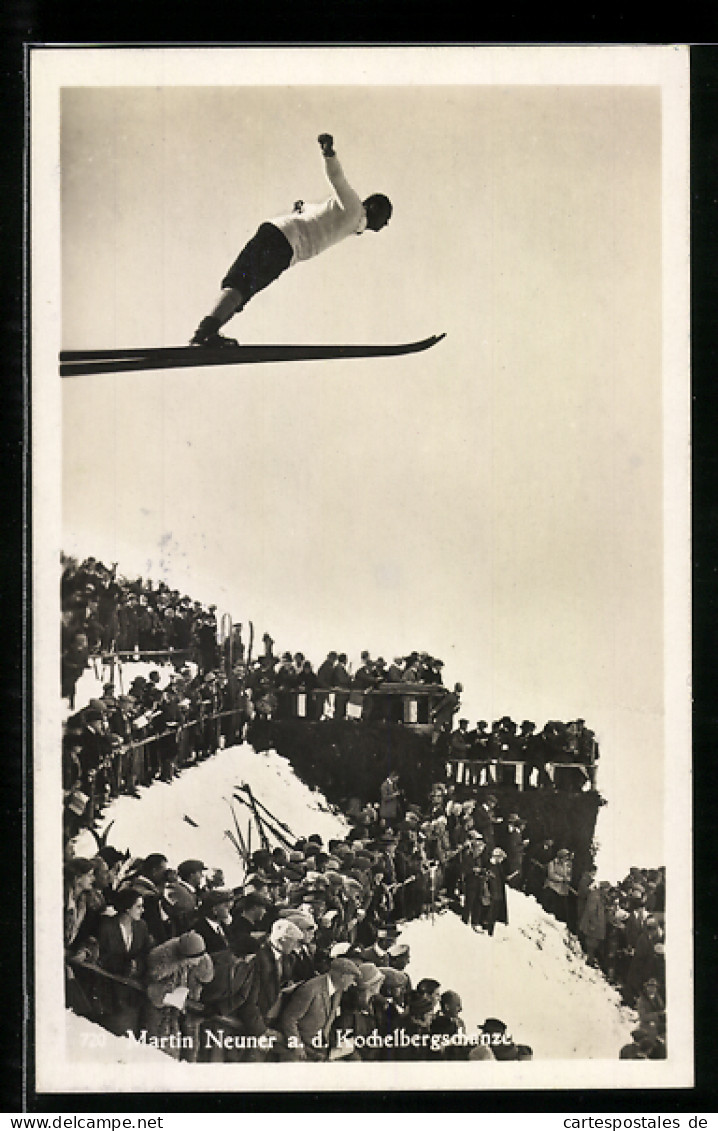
59, 335, 446, 377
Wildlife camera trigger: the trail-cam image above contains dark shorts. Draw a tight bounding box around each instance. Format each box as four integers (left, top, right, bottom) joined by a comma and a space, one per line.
221, 222, 293, 300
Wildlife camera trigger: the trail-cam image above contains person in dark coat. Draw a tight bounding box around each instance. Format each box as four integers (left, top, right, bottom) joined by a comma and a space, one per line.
331, 963, 385, 1061
472, 795, 499, 853
430, 990, 469, 1060
228, 892, 271, 957
460, 834, 489, 930
393, 990, 435, 1061
353, 653, 382, 721
635, 977, 666, 1029
239, 918, 305, 1038
296, 661, 320, 719
480, 848, 509, 936
624, 920, 664, 1004
479, 1017, 532, 1061
192, 888, 237, 956
430, 684, 462, 748
124, 854, 174, 945
315, 652, 338, 720
96, 887, 152, 1035
164, 859, 205, 935
332, 653, 352, 720
524, 837, 555, 900
502, 815, 529, 889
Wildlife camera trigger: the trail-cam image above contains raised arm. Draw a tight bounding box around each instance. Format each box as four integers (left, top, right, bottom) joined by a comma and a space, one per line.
317, 133, 364, 219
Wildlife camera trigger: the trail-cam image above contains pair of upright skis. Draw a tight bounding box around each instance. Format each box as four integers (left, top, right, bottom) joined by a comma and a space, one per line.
59, 334, 446, 378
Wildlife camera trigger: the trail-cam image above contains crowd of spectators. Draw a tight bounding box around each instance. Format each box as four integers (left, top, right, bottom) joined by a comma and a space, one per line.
60, 555, 663, 1064
63, 764, 665, 1065
64, 785, 537, 1064
241, 640, 451, 725
62, 664, 254, 842
61, 555, 221, 707
447, 716, 599, 769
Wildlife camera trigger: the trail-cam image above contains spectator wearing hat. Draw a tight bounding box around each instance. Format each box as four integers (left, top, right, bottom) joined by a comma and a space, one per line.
165, 860, 205, 934
430, 990, 468, 1060
478, 1017, 530, 1061
619, 1026, 659, 1059
625, 919, 664, 1005
241, 918, 305, 1039
430, 683, 462, 749
502, 815, 529, 890
394, 989, 436, 1060
280, 910, 319, 982
478, 848, 508, 936
375, 967, 410, 1036
378, 771, 402, 827
95, 845, 129, 887
275, 653, 298, 720
460, 834, 489, 930
124, 854, 174, 945
448, 719, 472, 760
524, 837, 555, 901
64, 857, 98, 956
635, 977, 666, 1029
353, 653, 382, 721
360, 924, 401, 967
228, 892, 272, 957
278, 956, 360, 1060
332, 653, 352, 720
331, 962, 385, 1060
542, 848, 574, 923
472, 795, 500, 854
578, 875, 607, 966
315, 651, 338, 721
107, 695, 140, 795
602, 892, 630, 984
623, 888, 651, 954
193, 888, 236, 955
144, 930, 214, 1059
77, 702, 114, 818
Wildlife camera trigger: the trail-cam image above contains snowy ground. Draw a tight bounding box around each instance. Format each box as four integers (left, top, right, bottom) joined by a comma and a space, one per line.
74, 739, 349, 887
65, 1010, 182, 1069
400, 893, 636, 1059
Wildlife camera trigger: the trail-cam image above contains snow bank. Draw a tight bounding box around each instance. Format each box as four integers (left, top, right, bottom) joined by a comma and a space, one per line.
74, 741, 349, 887
65, 1011, 178, 1068
400, 890, 636, 1059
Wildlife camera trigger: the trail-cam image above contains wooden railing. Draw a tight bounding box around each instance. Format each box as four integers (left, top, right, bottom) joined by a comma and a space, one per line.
444, 757, 596, 791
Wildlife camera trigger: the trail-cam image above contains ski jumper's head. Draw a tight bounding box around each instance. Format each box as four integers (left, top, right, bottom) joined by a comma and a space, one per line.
363, 193, 393, 231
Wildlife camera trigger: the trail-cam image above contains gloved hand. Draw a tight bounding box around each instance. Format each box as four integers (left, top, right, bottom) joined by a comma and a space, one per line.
318, 133, 335, 157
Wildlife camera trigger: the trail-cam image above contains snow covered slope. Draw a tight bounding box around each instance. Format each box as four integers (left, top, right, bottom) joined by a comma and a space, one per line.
74, 740, 349, 887
400, 893, 636, 1059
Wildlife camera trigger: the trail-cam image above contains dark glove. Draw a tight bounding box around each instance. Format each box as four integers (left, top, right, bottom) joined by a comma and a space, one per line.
318, 133, 335, 156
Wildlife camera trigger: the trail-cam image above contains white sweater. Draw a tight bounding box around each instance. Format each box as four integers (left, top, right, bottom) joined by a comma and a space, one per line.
268, 154, 367, 265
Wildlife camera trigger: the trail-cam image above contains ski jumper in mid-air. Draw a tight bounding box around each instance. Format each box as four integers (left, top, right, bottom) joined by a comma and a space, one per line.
190, 134, 393, 348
